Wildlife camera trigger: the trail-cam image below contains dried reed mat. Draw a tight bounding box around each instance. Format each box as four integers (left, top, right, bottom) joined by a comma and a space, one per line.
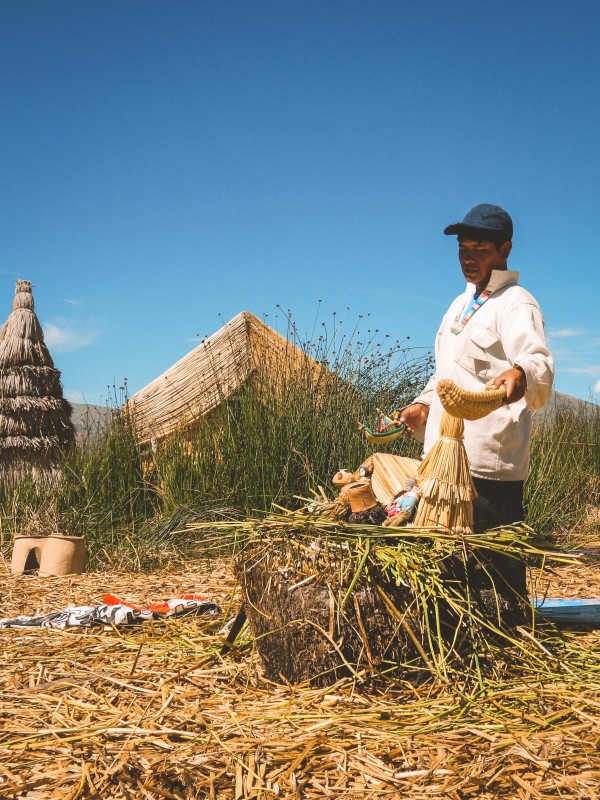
437, 378, 506, 420
413, 411, 477, 533
1, 555, 599, 800
0, 280, 74, 483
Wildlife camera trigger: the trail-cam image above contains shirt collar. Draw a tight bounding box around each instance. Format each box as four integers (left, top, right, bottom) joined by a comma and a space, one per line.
465, 268, 520, 295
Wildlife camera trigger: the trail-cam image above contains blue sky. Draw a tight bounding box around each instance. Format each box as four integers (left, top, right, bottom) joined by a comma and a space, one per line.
1, 1, 599, 405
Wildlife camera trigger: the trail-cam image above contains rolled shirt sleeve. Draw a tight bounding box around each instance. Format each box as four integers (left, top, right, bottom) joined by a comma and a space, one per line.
502, 302, 554, 411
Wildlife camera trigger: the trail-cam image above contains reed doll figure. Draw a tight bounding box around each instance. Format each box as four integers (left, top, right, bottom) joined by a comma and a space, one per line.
384, 479, 420, 527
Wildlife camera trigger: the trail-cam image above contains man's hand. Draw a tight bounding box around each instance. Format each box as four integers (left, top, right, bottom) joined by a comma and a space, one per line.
399, 403, 429, 434
490, 367, 526, 404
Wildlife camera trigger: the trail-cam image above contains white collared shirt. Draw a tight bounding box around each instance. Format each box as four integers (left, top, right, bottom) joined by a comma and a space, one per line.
412, 269, 554, 480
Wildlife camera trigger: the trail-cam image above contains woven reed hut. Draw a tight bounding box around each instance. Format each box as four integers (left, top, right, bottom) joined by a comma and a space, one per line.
0, 280, 74, 482
125, 311, 334, 446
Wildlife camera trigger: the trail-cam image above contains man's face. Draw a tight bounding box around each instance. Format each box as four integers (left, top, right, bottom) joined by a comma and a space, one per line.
458, 238, 511, 292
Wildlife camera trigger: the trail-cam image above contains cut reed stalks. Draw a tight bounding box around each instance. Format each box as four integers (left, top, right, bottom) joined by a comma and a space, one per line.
185, 514, 583, 689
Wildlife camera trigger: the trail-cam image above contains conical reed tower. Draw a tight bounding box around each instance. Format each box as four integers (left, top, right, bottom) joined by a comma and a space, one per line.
0, 280, 75, 483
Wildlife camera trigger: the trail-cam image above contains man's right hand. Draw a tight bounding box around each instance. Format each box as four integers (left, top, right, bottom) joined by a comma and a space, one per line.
399, 403, 429, 434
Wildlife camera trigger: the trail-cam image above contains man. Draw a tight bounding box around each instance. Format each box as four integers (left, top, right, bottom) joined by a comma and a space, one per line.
400, 203, 554, 533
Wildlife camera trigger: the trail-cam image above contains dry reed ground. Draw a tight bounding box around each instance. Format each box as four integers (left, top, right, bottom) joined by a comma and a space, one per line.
1, 556, 599, 800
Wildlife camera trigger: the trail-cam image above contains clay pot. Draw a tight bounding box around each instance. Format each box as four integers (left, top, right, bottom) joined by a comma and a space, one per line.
11, 535, 87, 577
345, 479, 378, 513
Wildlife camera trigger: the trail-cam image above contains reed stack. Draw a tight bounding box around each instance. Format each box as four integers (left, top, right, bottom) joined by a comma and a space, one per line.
0, 279, 74, 483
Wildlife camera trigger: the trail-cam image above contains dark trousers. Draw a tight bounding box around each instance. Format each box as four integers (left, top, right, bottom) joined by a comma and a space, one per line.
471, 477, 528, 610
472, 478, 525, 532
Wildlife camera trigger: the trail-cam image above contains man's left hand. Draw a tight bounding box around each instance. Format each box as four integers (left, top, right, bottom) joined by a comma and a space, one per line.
490, 367, 526, 404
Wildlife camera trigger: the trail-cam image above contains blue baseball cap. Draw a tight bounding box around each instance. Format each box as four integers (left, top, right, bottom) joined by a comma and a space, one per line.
444, 203, 513, 241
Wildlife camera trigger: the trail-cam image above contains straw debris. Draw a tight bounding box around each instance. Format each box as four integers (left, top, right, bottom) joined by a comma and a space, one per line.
1, 559, 599, 799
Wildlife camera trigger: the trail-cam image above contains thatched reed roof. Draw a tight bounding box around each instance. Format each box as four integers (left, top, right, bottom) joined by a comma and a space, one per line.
125, 311, 332, 446
0, 280, 74, 480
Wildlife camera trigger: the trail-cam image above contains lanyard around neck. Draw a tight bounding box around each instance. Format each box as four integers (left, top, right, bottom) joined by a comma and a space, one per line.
451, 288, 492, 334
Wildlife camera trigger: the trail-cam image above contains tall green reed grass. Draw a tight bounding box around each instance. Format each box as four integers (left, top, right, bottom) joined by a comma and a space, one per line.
0, 314, 433, 567
1, 310, 597, 567
525, 400, 600, 540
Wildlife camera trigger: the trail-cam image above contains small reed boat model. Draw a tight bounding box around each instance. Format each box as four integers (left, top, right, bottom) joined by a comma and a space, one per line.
358, 409, 405, 444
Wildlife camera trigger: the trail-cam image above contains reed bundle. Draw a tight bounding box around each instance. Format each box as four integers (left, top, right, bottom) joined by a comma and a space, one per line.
365, 452, 419, 506
0, 434, 66, 451
0, 280, 74, 483
0, 411, 73, 438
413, 411, 477, 532
0, 365, 64, 398
3, 554, 598, 798
0, 395, 66, 413
186, 515, 580, 683
411, 380, 511, 533
437, 377, 506, 420
0, 311, 52, 369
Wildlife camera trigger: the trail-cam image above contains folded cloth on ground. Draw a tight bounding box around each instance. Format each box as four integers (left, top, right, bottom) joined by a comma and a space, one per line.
0, 593, 221, 630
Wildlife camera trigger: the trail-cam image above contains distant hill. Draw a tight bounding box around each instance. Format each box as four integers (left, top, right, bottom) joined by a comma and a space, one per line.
68, 389, 597, 440
69, 402, 113, 438
534, 391, 598, 422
